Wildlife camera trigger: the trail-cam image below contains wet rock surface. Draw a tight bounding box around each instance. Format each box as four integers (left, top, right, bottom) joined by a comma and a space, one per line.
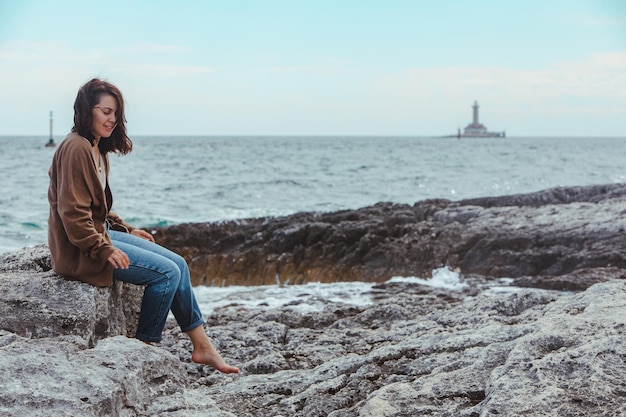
1, 184, 626, 416
154, 183, 626, 288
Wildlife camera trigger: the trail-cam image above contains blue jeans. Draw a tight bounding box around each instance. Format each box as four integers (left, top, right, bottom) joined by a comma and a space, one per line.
108, 230, 204, 342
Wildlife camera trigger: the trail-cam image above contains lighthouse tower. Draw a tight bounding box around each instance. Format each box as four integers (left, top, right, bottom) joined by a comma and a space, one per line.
472, 101, 480, 125
462, 100, 487, 136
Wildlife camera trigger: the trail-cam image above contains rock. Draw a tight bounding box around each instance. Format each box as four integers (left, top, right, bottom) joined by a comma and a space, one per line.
0, 244, 142, 346
156, 278, 626, 417
0, 332, 236, 417
153, 183, 626, 288
2, 184, 626, 416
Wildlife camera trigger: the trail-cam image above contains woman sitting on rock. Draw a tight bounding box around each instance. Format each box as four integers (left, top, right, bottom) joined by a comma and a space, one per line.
47, 78, 238, 374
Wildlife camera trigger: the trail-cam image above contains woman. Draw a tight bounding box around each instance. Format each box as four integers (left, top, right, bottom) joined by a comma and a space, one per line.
48, 78, 238, 374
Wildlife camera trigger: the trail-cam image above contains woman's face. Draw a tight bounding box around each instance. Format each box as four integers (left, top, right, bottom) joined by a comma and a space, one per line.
91, 94, 118, 140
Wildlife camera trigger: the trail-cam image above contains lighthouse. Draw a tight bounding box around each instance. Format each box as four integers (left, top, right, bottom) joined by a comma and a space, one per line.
458, 101, 505, 138
45, 111, 56, 147
472, 101, 479, 125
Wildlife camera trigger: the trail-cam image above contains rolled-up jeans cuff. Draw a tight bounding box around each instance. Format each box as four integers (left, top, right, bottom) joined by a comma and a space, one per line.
180, 319, 205, 334
135, 332, 163, 343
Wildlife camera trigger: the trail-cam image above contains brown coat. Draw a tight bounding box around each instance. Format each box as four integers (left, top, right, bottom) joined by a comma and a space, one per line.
48, 132, 134, 286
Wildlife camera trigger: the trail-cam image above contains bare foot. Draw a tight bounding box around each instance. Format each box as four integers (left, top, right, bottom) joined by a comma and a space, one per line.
187, 325, 239, 373
191, 347, 240, 374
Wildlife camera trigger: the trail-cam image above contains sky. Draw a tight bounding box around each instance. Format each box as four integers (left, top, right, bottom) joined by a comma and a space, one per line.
0, 0, 624, 137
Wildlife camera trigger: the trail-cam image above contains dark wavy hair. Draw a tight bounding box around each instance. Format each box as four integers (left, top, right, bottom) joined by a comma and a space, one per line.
72, 78, 132, 155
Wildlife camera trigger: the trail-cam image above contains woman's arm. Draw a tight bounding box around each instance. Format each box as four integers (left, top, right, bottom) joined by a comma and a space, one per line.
106, 211, 134, 233
55, 139, 114, 261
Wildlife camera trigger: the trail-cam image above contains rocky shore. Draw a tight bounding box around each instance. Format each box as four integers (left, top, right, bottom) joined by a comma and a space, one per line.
154, 183, 626, 289
1, 183, 626, 416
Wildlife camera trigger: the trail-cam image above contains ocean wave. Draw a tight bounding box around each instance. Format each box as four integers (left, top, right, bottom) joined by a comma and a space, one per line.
388, 267, 469, 291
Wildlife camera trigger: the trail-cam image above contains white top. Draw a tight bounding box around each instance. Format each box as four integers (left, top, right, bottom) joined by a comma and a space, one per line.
97, 154, 106, 190
92, 152, 106, 190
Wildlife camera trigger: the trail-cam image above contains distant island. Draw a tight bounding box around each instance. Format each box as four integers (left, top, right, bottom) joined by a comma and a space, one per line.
448, 101, 505, 138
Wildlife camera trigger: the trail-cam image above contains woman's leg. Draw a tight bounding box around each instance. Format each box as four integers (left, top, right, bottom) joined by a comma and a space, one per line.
109, 230, 239, 373
110, 233, 182, 342
109, 231, 204, 332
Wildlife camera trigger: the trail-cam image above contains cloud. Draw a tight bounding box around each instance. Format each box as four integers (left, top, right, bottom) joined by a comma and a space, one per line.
380, 52, 626, 110
0, 40, 214, 76
562, 12, 626, 27
0, 40, 217, 99
113, 63, 216, 78
265, 57, 353, 76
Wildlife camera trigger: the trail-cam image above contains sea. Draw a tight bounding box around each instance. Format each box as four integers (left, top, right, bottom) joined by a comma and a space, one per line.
1, 135, 625, 313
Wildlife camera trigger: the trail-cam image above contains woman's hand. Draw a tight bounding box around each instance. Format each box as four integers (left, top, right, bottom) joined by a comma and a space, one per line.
108, 248, 130, 269
131, 228, 155, 242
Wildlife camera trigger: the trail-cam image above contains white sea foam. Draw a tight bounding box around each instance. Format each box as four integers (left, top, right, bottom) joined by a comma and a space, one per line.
388, 266, 469, 291
194, 280, 375, 315
481, 278, 528, 296
194, 267, 470, 316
